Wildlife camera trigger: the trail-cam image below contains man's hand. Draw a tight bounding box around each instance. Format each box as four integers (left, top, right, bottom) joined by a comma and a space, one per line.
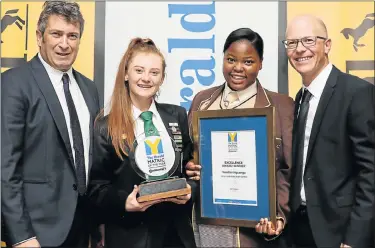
340, 243, 352, 248
125, 185, 162, 212
13, 238, 40, 248
163, 184, 191, 204
255, 218, 284, 236
186, 161, 201, 180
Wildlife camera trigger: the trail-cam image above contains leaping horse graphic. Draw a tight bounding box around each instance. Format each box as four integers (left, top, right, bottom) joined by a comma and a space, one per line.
1, 9, 26, 43
341, 13, 375, 52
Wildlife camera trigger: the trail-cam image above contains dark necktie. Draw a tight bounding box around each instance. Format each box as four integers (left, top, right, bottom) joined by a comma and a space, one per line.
62, 73, 86, 195
293, 88, 312, 209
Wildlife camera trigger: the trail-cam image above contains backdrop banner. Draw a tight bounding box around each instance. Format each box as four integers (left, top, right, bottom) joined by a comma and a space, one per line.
104, 1, 279, 110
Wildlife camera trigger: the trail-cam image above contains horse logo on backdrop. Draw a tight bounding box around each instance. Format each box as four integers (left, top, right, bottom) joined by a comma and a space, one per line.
1, 6, 29, 69
341, 13, 374, 52
341, 13, 375, 85
1, 9, 26, 44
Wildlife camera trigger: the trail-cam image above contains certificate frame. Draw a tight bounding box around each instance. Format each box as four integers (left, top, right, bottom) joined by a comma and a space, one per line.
192, 107, 276, 228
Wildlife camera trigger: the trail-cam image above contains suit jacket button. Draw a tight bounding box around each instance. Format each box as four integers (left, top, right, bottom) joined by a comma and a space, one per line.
73, 184, 77, 190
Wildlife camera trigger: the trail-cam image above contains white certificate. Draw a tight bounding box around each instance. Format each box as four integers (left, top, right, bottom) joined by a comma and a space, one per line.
211, 131, 257, 206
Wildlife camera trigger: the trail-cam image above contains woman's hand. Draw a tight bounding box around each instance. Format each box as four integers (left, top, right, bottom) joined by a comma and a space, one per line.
14, 238, 40, 248
255, 218, 284, 236
163, 183, 191, 204
125, 185, 162, 212
185, 161, 201, 180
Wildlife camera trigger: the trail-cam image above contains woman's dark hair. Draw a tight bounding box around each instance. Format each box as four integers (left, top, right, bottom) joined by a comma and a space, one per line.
223, 28, 264, 60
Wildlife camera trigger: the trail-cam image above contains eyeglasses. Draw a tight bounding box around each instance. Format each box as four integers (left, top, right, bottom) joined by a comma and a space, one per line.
282, 36, 327, 49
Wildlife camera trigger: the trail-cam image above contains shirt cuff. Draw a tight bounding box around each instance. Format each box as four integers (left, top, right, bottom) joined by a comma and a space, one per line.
13, 236, 37, 246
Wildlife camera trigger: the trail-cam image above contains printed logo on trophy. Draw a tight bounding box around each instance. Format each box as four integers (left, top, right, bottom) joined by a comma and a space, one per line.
144, 137, 167, 174
145, 137, 164, 155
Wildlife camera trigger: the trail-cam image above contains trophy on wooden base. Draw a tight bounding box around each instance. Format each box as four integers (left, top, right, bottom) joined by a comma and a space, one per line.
130, 131, 190, 203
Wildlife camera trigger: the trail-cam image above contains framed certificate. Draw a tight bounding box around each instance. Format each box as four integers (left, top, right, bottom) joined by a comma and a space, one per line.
192, 107, 276, 228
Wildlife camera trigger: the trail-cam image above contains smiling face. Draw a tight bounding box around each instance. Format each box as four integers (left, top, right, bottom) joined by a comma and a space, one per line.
222, 40, 262, 91
286, 16, 331, 85
37, 15, 81, 72
125, 52, 164, 107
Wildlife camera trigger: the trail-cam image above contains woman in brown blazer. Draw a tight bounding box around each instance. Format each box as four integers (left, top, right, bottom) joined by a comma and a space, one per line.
185, 28, 294, 247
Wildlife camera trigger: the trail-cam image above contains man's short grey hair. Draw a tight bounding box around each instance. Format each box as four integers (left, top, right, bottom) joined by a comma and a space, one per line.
37, 1, 85, 37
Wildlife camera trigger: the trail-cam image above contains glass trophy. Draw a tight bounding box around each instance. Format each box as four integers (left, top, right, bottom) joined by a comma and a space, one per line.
130, 131, 191, 203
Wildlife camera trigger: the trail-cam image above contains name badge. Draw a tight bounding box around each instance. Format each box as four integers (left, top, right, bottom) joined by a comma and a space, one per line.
169, 123, 183, 151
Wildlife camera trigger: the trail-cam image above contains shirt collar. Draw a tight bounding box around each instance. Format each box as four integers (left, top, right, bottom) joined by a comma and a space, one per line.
223, 80, 258, 102
304, 63, 333, 99
38, 52, 74, 86
132, 99, 158, 121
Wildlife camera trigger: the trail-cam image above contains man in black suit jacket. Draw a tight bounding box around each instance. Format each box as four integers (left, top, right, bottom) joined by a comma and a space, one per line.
1, 1, 100, 247
283, 15, 375, 248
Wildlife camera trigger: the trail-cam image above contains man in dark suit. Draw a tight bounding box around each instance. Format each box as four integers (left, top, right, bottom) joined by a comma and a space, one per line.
283, 15, 375, 248
1, 1, 100, 247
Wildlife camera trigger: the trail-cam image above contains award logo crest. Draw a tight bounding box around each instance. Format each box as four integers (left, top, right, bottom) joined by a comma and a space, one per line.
228, 132, 238, 152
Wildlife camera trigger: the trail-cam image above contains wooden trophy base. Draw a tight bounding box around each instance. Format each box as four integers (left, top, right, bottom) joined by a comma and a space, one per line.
137, 178, 191, 203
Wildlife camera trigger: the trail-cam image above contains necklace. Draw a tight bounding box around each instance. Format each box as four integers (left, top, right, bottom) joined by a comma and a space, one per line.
219, 91, 257, 109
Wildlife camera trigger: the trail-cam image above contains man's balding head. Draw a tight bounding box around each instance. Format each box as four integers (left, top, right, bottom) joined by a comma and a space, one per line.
284, 15, 331, 86
286, 15, 328, 39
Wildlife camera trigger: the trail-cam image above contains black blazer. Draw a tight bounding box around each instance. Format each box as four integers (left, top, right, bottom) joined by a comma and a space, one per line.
1, 55, 100, 246
88, 103, 197, 248
290, 66, 375, 247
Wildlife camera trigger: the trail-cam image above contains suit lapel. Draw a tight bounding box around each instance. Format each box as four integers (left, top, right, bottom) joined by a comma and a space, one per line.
294, 89, 303, 124
156, 103, 176, 139
29, 55, 75, 167
292, 89, 303, 167
73, 70, 97, 172
199, 84, 225, 110
305, 66, 338, 164
73, 70, 96, 117
254, 81, 271, 108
